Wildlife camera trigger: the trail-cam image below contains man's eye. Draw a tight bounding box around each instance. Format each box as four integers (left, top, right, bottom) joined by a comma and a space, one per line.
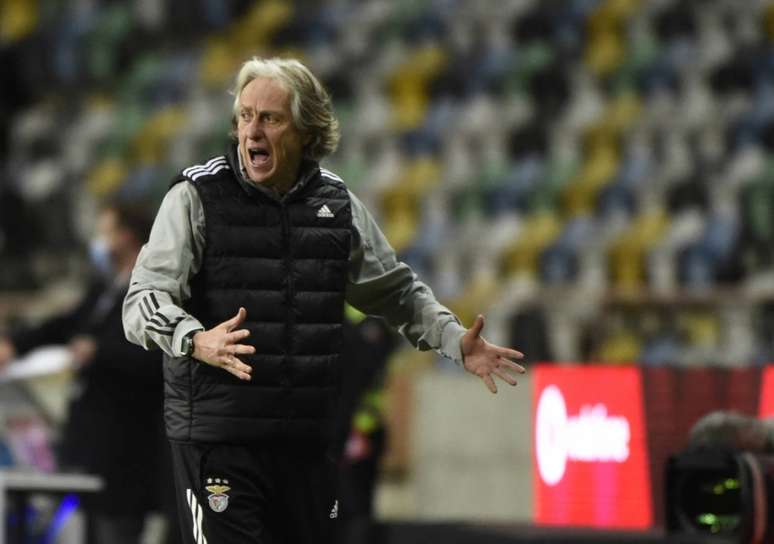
240, 111, 251, 121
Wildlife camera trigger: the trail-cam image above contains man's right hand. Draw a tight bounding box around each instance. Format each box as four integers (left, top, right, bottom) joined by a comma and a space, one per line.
192, 307, 255, 381
0, 338, 16, 370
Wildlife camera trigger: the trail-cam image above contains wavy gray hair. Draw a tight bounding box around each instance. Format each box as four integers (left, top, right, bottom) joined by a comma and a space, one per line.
231, 57, 340, 161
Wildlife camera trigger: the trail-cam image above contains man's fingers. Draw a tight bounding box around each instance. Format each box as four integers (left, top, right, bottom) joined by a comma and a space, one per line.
229, 344, 256, 355
225, 329, 251, 343
222, 307, 247, 331
498, 357, 526, 374
496, 347, 524, 362
493, 367, 518, 386
222, 356, 252, 380
482, 373, 497, 394
227, 356, 252, 374
227, 366, 252, 381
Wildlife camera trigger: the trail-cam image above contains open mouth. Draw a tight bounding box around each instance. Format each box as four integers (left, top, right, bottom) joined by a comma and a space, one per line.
247, 147, 270, 167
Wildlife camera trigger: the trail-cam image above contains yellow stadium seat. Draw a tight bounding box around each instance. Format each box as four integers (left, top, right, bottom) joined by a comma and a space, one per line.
608, 208, 670, 291
602, 0, 641, 19
500, 211, 562, 279
597, 329, 641, 364
586, 30, 626, 77
563, 135, 620, 216
86, 157, 128, 197
601, 92, 642, 134
129, 106, 187, 165
388, 44, 448, 130
678, 311, 720, 349
380, 157, 442, 251
445, 273, 499, 328
199, 0, 295, 87
0, 0, 38, 44
382, 200, 417, 253
232, 0, 293, 52
766, 4, 774, 41
585, 0, 642, 77
199, 35, 242, 88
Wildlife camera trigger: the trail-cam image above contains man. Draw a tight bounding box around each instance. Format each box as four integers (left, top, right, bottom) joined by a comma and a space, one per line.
123, 57, 526, 544
688, 411, 774, 452
0, 201, 177, 544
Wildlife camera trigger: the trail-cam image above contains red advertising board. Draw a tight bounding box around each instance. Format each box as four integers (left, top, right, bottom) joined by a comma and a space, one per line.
533, 365, 652, 529
758, 365, 774, 417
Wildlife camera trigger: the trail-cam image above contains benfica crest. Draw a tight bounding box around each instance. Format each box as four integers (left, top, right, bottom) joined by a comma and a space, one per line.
205, 478, 231, 513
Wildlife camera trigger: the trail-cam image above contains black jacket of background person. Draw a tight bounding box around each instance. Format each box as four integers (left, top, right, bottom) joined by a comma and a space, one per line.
334, 317, 396, 458
10, 277, 167, 516
164, 148, 352, 447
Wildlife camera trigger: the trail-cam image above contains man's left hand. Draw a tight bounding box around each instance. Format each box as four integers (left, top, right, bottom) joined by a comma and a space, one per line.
461, 314, 525, 394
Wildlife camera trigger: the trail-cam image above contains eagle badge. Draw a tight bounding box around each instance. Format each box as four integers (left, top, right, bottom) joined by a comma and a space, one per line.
205, 478, 231, 513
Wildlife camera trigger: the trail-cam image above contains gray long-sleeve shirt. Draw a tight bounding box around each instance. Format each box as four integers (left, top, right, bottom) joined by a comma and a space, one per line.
122, 162, 466, 365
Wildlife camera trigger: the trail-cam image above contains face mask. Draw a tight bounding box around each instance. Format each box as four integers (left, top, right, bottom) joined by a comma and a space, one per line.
89, 238, 113, 276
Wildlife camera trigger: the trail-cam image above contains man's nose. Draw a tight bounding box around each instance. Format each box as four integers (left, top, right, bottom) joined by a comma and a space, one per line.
246, 117, 265, 139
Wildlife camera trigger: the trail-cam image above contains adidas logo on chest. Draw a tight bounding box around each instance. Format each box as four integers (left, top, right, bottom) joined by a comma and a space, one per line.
317, 205, 334, 218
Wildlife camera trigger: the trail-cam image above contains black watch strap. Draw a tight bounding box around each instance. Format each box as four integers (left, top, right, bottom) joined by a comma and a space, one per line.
182, 330, 199, 357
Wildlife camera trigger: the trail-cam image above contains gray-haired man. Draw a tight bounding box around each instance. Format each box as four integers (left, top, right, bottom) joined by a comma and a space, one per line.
123, 57, 525, 544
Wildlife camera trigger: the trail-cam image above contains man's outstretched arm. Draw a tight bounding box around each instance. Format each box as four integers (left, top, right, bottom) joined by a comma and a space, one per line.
345, 190, 525, 393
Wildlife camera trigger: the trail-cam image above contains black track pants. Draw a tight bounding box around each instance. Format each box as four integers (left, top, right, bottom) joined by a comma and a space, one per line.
169, 441, 339, 544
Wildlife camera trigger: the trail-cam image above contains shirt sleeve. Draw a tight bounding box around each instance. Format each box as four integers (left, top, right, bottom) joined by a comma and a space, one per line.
122, 181, 206, 358
345, 190, 466, 365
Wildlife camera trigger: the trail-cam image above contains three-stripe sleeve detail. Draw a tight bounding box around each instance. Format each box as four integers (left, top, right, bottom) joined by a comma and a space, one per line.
146, 316, 184, 337
141, 294, 183, 336
149, 316, 167, 328
151, 312, 170, 326
139, 302, 150, 321
142, 296, 156, 318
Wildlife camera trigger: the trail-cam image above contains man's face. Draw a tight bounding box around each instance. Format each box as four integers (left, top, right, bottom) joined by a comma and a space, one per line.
237, 77, 307, 190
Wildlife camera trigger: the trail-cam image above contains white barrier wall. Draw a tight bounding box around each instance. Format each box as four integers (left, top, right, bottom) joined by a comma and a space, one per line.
411, 370, 533, 521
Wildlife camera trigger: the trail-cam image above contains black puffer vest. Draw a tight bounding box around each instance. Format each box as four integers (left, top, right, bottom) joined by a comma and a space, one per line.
164, 146, 352, 446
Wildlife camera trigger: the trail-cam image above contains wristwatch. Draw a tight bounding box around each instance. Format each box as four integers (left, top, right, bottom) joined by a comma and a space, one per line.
181, 330, 199, 357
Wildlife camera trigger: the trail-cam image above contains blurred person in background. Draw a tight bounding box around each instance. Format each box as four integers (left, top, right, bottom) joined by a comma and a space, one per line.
0, 182, 37, 290
123, 56, 526, 544
0, 201, 179, 544
688, 411, 774, 453
335, 310, 397, 544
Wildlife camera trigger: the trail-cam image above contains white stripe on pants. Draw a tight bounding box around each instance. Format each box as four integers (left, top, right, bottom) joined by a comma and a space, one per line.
186, 488, 208, 544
